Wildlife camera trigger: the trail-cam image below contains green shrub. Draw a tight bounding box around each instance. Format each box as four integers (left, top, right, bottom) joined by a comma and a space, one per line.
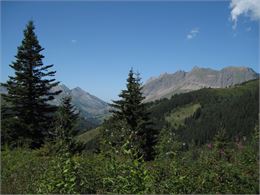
75, 153, 106, 194
102, 141, 152, 194
1, 131, 258, 194
36, 149, 79, 194
1, 148, 49, 194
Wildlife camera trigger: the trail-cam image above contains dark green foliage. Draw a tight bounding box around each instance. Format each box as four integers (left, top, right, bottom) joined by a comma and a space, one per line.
149, 132, 259, 194
2, 127, 258, 194
102, 139, 152, 194
1, 148, 106, 194
149, 79, 259, 146
75, 154, 106, 194
37, 150, 79, 194
1, 21, 61, 148
47, 96, 85, 154
52, 96, 79, 141
108, 69, 157, 160
155, 126, 182, 160
101, 118, 131, 153
110, 70, 147, 130
1, 148, 50, 194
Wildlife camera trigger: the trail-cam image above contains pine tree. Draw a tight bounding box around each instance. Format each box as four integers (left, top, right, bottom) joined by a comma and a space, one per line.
110, 68, 156, 161
53, 96, 79, 143
48, 96, 84, 154
2, 21, 61, 148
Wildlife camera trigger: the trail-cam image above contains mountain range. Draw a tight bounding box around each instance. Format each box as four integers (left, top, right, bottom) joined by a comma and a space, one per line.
1, 66, 258, 123
142, 66, 258, 102
0, 84, 110, 124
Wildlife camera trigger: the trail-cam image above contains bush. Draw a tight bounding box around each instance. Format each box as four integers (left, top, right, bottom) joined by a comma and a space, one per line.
102, 141, 152, 194
36, 152, 79, 194
1, 133, 258, 194
75, 153, 106, 194
1, 148, 50, 194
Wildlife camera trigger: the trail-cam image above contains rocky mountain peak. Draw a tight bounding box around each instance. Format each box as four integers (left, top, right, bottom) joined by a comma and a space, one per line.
1, 83, 110, 122
142, 66, 258, 102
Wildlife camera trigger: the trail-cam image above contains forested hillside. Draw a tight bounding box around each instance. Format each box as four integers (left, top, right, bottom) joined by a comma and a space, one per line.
78, 79, 259, 152
148, 79, 259, 145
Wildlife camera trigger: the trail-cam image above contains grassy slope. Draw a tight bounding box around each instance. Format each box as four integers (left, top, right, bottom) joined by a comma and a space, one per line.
77, 127, 101, 144
166, 103, 201, 129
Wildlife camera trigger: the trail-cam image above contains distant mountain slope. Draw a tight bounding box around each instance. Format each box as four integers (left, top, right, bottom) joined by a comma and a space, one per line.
75, 79, 259, 150
143, 66, 258, 102
50, 84, 110, 123
148, 79, 259, 145
0, 84, 110, 124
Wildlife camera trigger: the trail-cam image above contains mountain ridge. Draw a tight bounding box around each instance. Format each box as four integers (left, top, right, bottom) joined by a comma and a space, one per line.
0, 84, 110, 124
142, 66, 259, 102
50, 84, 110, 123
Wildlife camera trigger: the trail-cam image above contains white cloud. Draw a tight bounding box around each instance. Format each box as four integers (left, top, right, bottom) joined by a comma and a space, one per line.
230, 0, 260, 29
187, 27, 199, 40
71, 39, 77, 43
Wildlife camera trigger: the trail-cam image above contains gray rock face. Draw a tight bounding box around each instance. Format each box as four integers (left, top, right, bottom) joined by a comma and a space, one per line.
143, 66, 259, 102
50, 85, 110, 119
0, 84, 110, 121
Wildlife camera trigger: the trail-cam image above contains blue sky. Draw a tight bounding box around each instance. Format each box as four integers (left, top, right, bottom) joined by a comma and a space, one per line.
1, 1, 259, 102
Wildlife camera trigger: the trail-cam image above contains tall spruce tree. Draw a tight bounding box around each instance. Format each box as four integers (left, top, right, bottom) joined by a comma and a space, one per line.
49, 96, 82, 154
53, 96, 79, 143
2, 21, 61, 148
110, 69, 156, 161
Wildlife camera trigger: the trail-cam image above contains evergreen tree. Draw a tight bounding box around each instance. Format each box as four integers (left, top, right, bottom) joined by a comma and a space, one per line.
110, 69, 156, 161
2, 21, 61, 148
49, 96, 83, 154
53, 96, 79, 143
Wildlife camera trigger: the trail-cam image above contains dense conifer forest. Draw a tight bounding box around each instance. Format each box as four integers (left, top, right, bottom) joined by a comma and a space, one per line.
1, 21, 259, 194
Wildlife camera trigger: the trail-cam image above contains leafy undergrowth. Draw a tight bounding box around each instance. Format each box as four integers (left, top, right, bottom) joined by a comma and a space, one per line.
1, 135, 259, 194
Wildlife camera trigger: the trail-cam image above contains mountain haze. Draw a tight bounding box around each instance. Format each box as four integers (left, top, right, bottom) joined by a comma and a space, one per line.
0, 84, 110, 123
143, 66, 258, 102
50, 84, 110, 122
